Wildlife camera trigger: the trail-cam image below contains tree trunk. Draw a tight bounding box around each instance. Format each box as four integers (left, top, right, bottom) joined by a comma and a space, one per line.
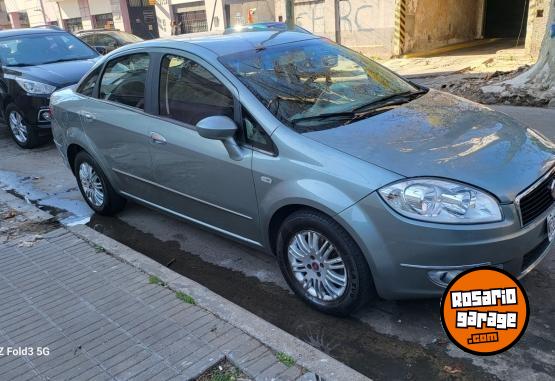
482, 6, 555, 105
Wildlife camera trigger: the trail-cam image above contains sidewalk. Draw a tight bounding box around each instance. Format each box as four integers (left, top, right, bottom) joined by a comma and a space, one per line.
0, 190, 364, 381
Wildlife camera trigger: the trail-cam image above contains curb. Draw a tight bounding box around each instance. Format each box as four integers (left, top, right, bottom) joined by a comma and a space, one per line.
69, 224, 370, 381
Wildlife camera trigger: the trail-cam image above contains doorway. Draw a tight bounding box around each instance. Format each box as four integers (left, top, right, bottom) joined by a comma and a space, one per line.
127, 0, 160, 40
484, 0, 529, 40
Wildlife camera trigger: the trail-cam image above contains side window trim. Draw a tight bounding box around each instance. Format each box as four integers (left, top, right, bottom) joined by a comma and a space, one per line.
95, 50, 154, 113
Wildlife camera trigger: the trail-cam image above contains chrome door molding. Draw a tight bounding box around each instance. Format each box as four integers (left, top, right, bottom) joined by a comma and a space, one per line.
119, 190, 262, 247
112, 168, 253, 220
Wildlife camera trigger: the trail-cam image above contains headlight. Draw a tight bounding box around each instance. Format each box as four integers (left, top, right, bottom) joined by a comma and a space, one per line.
15, 78, 56, 95
378, 178, 502, 224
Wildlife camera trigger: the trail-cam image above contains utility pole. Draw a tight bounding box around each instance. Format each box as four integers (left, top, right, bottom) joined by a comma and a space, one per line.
334, 0, 341, 44
285, 0, 295, 30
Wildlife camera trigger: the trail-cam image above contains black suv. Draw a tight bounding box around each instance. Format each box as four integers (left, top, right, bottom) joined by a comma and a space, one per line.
75, 29, 143, 55
0, 27, 99, 148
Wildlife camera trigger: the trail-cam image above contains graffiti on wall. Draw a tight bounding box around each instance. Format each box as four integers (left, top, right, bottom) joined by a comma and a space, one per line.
295, 0, 392, 35
295, 0, 325, 33
339, 0, 376, 33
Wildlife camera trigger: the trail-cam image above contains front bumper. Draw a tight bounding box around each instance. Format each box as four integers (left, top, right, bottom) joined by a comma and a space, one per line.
14, 94, 51, 134
338, 192, 553, 300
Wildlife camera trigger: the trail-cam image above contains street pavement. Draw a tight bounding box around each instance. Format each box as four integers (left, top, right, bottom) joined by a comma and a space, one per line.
0, 105, 554, 380
0, 191, 316, 381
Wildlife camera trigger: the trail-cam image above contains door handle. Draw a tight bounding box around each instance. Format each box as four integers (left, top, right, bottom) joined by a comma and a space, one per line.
81, 111, 95, 123
150, 131, 167, 144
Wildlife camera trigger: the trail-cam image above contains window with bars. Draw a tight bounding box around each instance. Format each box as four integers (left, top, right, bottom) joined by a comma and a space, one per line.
177, 10, 208, 34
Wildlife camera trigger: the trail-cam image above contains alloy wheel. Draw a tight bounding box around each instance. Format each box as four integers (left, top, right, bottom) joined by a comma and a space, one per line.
9, 111, 28, 144
287, 230, 347, 301
79, 162, 105, 207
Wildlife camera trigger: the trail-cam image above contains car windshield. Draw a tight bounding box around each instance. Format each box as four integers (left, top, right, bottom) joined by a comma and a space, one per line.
0, 33, 98, 67
219, 38, 420, 132
112, 31, 143, 43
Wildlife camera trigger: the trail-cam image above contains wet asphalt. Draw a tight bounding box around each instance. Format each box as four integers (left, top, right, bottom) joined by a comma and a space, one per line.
0, 105, 554, 381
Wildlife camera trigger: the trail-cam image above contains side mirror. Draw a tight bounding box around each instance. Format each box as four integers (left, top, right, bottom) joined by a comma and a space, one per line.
95, 46, 107, 55
196, 116, 243, 161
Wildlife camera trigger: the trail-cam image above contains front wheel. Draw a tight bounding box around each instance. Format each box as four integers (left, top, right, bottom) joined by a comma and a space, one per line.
276, 209, 375, 316
6, 104, 41, 149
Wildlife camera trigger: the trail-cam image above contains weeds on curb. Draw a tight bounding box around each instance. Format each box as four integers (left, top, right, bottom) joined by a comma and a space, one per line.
176, 291, 196, 305
94, 245, 105, 253
276, 352, 295, 367
148, 275, 164, 286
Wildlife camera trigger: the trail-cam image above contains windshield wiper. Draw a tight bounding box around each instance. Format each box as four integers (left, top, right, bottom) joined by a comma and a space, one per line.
290, 103, 408, 131
352, 89, 428, 113
41, 57, 94, 65
5, 63, 35, 67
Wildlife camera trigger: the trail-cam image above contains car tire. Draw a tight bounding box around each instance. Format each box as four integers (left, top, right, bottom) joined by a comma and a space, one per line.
74, 151, 126, 215
5, 104, 42, 149
276, 209, 375, 316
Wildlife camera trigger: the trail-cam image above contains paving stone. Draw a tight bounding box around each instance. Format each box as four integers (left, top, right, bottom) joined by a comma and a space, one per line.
296, 372, 323, 381
228, 338, 263, 364
112, 353, 163, 380
255, 361, 290, 381
278, 365, 304, 380
242, 350, 279, 378
0, 231, 325, 381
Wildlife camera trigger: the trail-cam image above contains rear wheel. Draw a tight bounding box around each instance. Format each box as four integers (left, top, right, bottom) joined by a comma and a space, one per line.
74, 151, 126, 215
276, 209, 375, 316
6, 104, 41, 149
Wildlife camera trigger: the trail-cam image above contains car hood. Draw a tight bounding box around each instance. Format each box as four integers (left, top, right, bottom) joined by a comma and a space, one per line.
304, 90, 555, 202
8, 58, 98, 88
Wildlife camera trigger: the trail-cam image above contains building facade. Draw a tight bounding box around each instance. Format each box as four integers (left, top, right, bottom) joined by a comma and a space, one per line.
0, 0, 552, 59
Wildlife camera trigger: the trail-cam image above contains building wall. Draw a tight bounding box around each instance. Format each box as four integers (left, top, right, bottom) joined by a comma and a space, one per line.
227, 0, 275, 27
526, 0, 553, 57
403, 0, 484, 53
339, 0, 397, 56
0, 0, 11, 28
276, 0, 396, 57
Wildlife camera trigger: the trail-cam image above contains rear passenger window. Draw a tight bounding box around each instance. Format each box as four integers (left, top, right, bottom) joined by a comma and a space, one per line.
100, 53, 150, 109
159, 54, 233, 125
77, 66, 101, 97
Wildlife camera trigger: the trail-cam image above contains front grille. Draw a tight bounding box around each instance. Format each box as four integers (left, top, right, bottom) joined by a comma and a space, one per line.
517, 170, 555, 226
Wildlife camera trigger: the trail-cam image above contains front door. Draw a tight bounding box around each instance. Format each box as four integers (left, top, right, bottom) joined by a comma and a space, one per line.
80, 52, 154, 201
147, 53, 261, 244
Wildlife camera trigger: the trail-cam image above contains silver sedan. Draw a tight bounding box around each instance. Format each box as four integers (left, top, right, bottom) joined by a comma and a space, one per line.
50, 31, 555, 315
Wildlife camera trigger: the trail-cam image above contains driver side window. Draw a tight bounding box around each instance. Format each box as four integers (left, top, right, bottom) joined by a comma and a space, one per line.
159, 54, 233, 126
99, 53, 150, 110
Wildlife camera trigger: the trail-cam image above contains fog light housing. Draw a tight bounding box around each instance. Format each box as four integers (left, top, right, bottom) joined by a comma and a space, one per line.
428, 270, 463, 287
38, 109, 52, 122
428, 264, 503, 287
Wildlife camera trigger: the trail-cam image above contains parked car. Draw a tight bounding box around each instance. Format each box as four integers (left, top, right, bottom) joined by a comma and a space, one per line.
75, 29, 143, 55
224, 22, 310, 34
50, 32, 555, 316
0, 27, 99, 148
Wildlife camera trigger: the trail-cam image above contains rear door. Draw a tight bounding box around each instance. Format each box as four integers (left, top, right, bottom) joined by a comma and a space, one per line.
146, 51, 261, 244
77, 51, 155, 201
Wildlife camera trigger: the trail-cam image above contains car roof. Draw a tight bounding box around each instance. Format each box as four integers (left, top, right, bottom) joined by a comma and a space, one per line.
0, 28, 66, 38
75, 29, 122, 35
119, 31, 320, 57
